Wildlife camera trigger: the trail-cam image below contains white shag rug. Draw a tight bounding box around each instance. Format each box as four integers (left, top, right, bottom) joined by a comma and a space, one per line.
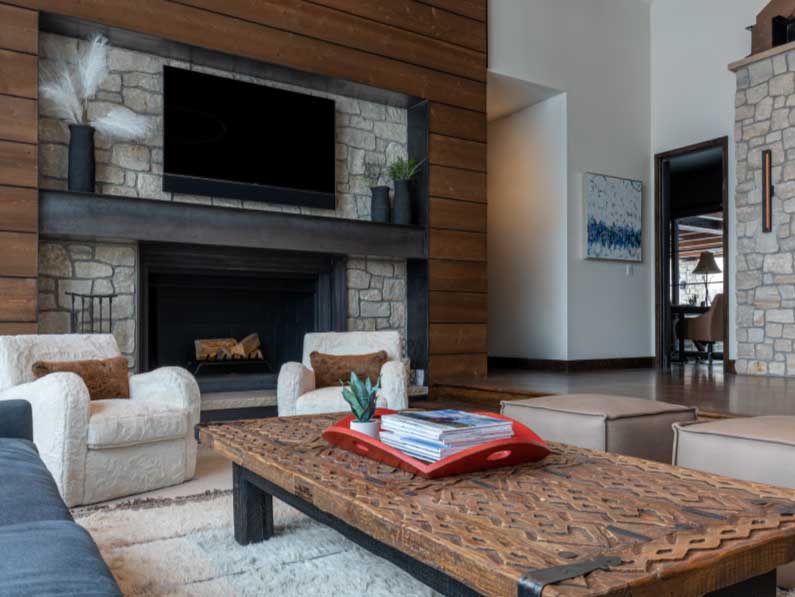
73, 490, 438, 597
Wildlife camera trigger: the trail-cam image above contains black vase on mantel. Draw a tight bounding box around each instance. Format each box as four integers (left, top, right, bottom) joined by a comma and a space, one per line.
392, 180, 411, 225
370, 186, 391, 223
68, 124, 96, 193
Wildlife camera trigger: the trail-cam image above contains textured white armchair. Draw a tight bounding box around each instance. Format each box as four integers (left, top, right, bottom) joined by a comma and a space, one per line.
277, 331, 408, 416
0, 334, 200, 507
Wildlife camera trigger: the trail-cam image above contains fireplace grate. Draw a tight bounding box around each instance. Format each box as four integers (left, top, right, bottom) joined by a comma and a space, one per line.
67, 292, 118, 334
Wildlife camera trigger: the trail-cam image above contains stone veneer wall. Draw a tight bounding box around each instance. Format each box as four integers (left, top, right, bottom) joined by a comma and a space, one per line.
37, 34, 410, 366
38, 33, 408, 219
734, 52, 795, 376
38, 240, 137, 367
346, 257, 406, 333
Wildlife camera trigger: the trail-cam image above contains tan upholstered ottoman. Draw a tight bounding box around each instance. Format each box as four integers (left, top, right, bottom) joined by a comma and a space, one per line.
501, 394, 697, 463
672, 416, 795, 588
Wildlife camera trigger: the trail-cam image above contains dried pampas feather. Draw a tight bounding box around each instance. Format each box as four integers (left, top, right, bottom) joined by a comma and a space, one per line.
40, 34, 147, 143
91, 106, 151, 140
76, 34, 109, 101
40, 60, 84, 124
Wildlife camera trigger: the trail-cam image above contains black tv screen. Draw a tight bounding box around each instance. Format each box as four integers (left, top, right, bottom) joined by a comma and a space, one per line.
163, 66, 335, 209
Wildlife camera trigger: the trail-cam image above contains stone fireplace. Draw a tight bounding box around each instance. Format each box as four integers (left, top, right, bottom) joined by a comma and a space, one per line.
732, 46, 795, 376
35, 28, 421, 390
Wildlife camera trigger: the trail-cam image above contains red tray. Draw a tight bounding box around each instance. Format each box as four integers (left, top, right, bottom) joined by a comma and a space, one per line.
322, 409, 550, 478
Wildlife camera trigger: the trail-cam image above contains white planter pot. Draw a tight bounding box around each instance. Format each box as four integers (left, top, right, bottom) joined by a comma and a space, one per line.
350, 419, 380, 439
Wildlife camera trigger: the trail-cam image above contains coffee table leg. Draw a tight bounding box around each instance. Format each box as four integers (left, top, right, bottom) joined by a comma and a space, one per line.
233, 463, 274, 545
706, 570, 776, 596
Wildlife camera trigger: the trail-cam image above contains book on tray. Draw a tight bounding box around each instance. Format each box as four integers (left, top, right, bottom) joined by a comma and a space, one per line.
379, 410, 514, 462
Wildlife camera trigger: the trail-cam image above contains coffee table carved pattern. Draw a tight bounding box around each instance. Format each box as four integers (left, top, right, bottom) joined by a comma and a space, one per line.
199, 415, 795, 596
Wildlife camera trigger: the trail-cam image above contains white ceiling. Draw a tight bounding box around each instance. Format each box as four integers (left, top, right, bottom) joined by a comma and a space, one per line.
487, 71, 562, 122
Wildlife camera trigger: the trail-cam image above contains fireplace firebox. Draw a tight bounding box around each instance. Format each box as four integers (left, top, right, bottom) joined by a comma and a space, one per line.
140, 243, 345, 393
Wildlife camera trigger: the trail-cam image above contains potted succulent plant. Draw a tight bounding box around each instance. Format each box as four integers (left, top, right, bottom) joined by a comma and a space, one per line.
40, 34, 151, 193
388, 157, 424, 225
365, 161, 390, 223
341, 372, 381, 439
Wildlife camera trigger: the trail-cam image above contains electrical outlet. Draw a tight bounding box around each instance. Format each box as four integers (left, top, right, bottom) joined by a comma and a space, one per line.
626, 264, 634, 277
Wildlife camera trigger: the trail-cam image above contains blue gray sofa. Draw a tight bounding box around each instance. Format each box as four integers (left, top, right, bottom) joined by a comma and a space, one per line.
0, 400, 121, 596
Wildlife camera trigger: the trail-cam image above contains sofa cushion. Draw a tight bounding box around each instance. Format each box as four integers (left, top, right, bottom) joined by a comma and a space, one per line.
0, 520, 121, 596
33, 356, 130, 401
0, 438, 72, 527
310, 350, 387, 388
295, 386, 388, 416
88, 399, 188, 449
502, 394, 697, 463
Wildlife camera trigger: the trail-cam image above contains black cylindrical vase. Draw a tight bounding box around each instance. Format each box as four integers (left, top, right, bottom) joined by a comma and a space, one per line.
370, 186, 391, 223
392, 180, 411, 225
68, 124, 95, 193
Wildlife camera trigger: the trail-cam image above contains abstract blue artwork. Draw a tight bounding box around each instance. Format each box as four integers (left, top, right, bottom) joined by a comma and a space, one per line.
584, 173, 642, 262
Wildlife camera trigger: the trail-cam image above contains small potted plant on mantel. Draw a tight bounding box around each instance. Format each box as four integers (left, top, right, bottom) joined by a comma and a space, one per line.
365, 161, 390, 223
388, 157, 424, 225
341, 372, 381, 439
40, 34, 151, 193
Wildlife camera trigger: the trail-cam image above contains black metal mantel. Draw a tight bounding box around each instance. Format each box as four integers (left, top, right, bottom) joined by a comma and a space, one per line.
39, 190, 427, 260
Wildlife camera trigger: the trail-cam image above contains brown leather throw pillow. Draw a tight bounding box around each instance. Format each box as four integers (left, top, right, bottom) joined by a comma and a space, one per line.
32, 356, 130, 401
310, 350, 388, 389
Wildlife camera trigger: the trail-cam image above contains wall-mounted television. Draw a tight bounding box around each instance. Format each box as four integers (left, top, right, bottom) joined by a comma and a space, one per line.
163, 66, 335, 209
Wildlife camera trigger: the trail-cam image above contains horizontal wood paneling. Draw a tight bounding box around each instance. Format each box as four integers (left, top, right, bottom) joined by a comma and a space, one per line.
429, 353, 487, 380
429, 291, 487, 323
0, 277, 37, 321
0, 48, 37, 98
178, 0, 485, 82
12, 0, 485, 111
0, 321, 37, 334
0, 186, 37, 232
429, 197, 486, 232
0, 3, 38, 54
430, 323, 487, 354
429, 133, 486, 171
429, 259, 487, 293
429, 165, 486, 203
0, 231, 37, 276
429, 102, 486, 142
430, 229, 485, 261
0, 140, 37, 187
0, 95, 36, 143
419, 0, 486, 22
308, 0, 486, 52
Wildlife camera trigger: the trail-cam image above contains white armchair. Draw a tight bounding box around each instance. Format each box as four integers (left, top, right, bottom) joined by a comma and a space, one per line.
0, 334, 200, 507
277, 331, 408, 416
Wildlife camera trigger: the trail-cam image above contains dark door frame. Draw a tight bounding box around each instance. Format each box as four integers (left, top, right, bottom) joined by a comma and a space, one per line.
654, 136, 729, 370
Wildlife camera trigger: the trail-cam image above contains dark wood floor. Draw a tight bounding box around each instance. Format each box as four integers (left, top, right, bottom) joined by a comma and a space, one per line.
424, 364, 795, 418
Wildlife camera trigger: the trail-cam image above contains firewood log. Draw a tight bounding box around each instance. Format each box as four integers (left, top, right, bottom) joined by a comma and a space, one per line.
239, 333, 261, 355
195, 338, 237, 361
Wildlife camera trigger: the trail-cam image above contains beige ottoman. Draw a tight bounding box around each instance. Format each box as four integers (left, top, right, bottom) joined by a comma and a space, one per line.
673, 416, 795, 588
501, 394, 697, 463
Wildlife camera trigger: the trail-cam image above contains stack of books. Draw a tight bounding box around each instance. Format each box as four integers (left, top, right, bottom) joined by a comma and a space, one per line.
379, 409, 514, 462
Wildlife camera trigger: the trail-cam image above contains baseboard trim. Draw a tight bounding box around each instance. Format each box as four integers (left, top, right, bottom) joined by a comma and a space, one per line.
488, 356, 656, 373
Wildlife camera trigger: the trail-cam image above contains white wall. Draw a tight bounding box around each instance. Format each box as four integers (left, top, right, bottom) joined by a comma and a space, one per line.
488, 95, 568, 360
651, 0, 766, 360
489, 0, 653, 360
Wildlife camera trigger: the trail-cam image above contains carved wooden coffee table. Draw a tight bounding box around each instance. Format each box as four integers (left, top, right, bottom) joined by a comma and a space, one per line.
198, 415, 795, 596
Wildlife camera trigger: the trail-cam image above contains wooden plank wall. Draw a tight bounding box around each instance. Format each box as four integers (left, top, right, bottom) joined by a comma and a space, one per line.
0, 2, 38, 334
4, 0, 488, 380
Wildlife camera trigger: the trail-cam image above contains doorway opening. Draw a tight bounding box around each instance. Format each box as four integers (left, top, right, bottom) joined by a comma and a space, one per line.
655, 137, 729, 370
